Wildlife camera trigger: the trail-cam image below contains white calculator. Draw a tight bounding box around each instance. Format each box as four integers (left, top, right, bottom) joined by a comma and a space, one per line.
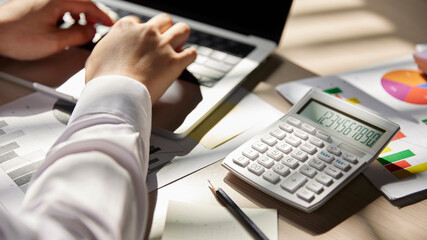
222, 88, 399, 212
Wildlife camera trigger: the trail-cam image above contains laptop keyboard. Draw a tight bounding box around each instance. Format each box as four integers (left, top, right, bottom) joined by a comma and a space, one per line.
87, 5, 255, 87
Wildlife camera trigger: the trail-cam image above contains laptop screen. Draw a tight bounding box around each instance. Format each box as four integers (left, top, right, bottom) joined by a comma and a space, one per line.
127, 0, 293, 44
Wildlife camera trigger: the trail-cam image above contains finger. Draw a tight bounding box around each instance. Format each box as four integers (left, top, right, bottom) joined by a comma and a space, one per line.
162, 22, 191, 51
147, 13, 173, 33
55, 24, 96, 50
62, 0, 114, 26
176, 46, 198, 68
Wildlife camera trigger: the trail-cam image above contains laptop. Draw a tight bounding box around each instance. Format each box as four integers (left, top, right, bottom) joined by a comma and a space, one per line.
61, 0, 293, 138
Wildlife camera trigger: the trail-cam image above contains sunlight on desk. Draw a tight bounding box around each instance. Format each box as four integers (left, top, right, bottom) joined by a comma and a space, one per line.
280, 0, 419, 75
189, 102, 257, 150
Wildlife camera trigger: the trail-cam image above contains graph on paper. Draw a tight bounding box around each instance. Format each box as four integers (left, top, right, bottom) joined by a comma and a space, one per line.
0, 95, 168, 193
321, 87, 427, 180
0, 94, 66, 192
381, 70, 427, 105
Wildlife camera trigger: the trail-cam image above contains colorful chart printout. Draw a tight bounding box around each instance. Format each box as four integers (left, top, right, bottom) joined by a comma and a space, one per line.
323, 88, 427, 180
381, 70, 427, 105
323, 88, 360, 104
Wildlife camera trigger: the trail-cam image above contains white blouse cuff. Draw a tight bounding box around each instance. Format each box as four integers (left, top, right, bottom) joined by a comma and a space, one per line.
69, 75, 152, 134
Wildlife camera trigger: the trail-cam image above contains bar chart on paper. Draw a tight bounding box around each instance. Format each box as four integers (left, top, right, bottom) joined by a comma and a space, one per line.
377, 132, 427, 179
0, 95, 70, 186
0, 93, 67, 213
323, 87, 361, 104
320, 87, 427, 180
0, 121, 45, 189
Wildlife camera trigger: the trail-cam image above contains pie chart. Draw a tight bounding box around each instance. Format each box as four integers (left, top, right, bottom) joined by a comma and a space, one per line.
381, 70, 427, 105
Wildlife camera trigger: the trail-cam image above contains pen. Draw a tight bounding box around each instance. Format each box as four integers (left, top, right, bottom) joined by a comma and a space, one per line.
0, 71, 78, 104
207, 180, 269, 240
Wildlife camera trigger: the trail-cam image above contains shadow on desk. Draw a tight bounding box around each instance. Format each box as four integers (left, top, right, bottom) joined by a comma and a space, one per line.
224, 173, 381, 235
390, 189, 427, 209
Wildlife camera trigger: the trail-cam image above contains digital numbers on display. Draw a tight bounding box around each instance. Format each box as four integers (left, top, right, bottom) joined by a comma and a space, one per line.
298, 100, 384, 148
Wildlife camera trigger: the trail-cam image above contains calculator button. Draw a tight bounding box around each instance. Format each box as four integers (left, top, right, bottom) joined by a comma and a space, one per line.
273, 163, 290, 176
306, 180, 324, 194
309, 136, 324, 148
261, 135, 278, 146
316, 130, 331, 141
242, 148, 259, 160
317, 150, 334, 163
257, 155, 275, 168
252, 141, 268, 153
291, 149, 308, 162
332, 158, 351, 171
270, 129, 286, 140
297, 188, 315, 202
267, 149, 284, 161
281, 156, 299, 169
233, 156, 250, 167
299, 164, 317, 178
326, 145, 342, 156
287, 117, 301, 127
315, 172, 333, 186
276, 142, 292, 154
325, 166, 342, 179
294, 129, 308, 140
300, 142, 317, 155
308, 158, 326, 171
342, 153, 358, 164
301, 123, 316, 134
247, 162, 265, 176
281, 172, 307, 193
279, 122, 293, 133
263, 170, 280, 184
285, 135, 301, 147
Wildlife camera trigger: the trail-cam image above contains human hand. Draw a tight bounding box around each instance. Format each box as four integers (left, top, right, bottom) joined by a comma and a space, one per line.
85, 14, 197, 104
0, 0, 113, 60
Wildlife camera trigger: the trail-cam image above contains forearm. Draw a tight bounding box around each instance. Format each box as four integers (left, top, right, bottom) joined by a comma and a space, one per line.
17, 76, 152, 239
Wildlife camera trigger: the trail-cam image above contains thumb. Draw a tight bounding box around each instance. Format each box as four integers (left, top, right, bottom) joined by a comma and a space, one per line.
55, 25, 96, 50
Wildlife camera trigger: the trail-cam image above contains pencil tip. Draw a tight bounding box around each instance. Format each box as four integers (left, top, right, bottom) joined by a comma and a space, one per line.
207, 179, 217, 191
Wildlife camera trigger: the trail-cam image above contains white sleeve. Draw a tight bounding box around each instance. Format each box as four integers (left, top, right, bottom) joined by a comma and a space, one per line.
0, 76, 152, 240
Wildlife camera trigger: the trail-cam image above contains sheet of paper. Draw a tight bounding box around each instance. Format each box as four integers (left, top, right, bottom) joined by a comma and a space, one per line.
276, 58, 427, 200
161, 201, 277, 240
55, 69, 85, 99
0, 92, 66, 213
340, 56, 427, 124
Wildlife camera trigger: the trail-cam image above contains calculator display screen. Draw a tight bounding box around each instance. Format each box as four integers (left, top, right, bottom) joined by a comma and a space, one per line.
298, 99, 385, 148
